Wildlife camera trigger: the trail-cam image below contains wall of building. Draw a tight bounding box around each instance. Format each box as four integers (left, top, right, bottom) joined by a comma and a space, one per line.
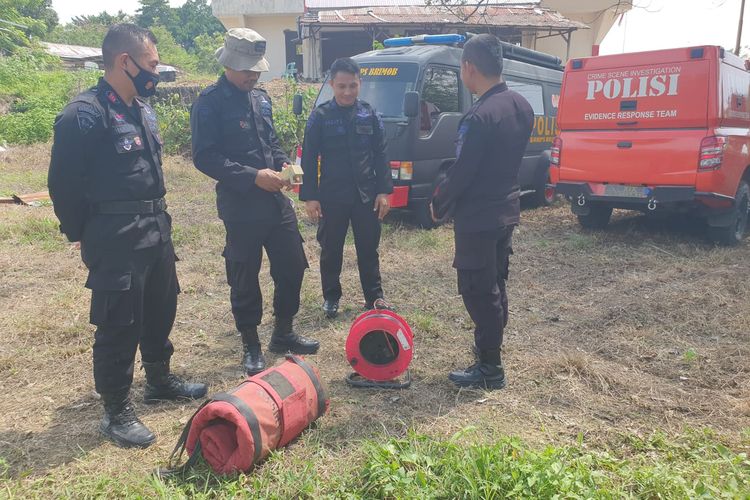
212, 0, 303, 18
215, 15, 298, 80
535, 3, 622, 60
215, 0, 628, 80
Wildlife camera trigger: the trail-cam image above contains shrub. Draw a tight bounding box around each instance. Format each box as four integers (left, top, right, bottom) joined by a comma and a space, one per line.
153, 93, 191, 155
273, 78, 319, 158
0, 49, 99, 144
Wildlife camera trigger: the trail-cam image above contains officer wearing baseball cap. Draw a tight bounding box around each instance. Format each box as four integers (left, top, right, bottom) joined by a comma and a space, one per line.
191, 29, 319, 377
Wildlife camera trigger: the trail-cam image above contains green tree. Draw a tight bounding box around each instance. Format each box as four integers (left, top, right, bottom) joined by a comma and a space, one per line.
15, 0, 58, 33
71, 11, 131, 26
0, 0, 47, 53
45, 23, 108, 48
149, 25, 196, 71
193, 32, 224, 75
136, 0, 175, 29
172, 0, 224, 50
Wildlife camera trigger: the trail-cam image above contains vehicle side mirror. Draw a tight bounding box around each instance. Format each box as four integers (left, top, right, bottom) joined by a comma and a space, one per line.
403, 91, 419, 118
292, 94, 303, 116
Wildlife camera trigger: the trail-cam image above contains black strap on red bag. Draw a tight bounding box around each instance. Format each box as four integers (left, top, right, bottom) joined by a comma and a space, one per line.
160, 382, 263, 476
285, 354, 327, 418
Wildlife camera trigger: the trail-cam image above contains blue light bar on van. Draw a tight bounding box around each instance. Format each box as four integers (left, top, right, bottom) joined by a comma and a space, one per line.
383, 34, 466, 48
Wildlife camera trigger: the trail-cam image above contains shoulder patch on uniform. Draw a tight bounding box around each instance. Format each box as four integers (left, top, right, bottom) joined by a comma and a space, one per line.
76, 102, 100, 134
254, 90, 273, 117
456, 120, 472, 157
71, 89, 98, 105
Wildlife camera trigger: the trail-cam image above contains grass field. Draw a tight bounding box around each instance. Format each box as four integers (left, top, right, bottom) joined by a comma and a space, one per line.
1, 144, 749, 498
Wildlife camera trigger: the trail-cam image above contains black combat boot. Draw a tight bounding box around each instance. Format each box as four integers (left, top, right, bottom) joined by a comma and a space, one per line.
322, 299, 339, 319
99, 390, 155, 448
448, 347, 506, 390
241, 327, 266, 376
143, 359, 208, 404
268, 316, 320, 355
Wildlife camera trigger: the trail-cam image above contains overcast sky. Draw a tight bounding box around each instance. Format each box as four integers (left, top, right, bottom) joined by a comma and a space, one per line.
600, 0, 748, 54
51, 0, 749, 54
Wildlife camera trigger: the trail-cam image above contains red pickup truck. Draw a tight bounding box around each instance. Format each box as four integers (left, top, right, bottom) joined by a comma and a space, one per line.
552, 46, 750, 245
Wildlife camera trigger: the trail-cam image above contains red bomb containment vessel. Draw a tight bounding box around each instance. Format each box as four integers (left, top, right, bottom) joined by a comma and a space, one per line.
346, 309, 414, 385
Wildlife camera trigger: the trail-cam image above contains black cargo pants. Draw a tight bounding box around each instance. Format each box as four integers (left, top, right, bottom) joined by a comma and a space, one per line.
223, 213, 308, 332
85, 241, 178, 395
317, 199, 384, 305
453, 225, 514, 351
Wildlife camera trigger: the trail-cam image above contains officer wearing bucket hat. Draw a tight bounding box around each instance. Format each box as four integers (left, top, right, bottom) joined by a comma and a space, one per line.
191, 29, 319, 377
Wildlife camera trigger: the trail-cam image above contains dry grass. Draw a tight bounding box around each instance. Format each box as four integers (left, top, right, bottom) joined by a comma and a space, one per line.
1, 143, 749, 493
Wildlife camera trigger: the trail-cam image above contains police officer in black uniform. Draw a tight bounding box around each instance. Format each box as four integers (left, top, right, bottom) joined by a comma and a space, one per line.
48, 24, 207, 449
191, 29, 319, 376
431, 34, 534, 390
300, 58, 393, 319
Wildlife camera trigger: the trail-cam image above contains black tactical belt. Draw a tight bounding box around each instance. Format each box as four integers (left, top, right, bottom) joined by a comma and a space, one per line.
93, 197, 167, 215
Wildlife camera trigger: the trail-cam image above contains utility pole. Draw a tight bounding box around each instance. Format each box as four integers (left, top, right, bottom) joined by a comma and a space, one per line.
737, 0, 746, 55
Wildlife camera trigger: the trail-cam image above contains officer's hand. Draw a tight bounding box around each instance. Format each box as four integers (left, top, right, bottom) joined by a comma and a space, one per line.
306, 201, 322, 223
255, 169, 286, 192
374, 194, 390, 221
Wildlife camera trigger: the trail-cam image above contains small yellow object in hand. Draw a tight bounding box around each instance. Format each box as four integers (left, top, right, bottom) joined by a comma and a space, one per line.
281, 163, 304, 185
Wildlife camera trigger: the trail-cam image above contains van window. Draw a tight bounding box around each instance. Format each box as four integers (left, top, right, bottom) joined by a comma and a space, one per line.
420, 66, 459, 133
506, 78, 544, 115
315, 62, 419, 118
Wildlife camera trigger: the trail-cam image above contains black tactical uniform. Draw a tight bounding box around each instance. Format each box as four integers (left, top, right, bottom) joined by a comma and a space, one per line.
48, 77, 206, 447
191, 75, 317, 373
432, 82, 533, 385
300, 98, 392, 310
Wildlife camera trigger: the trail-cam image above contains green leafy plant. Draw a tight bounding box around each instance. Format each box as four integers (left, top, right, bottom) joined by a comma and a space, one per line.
153, 93, 191, 155
272, 78, 318, 158
0, 49, 99, 144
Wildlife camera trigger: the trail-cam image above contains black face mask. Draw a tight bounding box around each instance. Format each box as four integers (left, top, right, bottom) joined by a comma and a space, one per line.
126, 56, 160, 97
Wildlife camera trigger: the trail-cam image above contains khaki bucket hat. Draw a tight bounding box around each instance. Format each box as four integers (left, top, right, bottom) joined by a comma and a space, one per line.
215, 28, 270, 72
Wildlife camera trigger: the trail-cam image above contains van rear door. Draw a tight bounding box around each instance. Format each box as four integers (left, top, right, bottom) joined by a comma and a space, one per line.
558, 48, 711, 131
557, 47, 714, 187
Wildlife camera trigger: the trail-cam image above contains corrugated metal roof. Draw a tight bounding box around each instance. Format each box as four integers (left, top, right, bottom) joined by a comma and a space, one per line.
305, 0, 540, 8
41, 42, 102, 60
303, 5, 585, 30
41, 42, 179, 72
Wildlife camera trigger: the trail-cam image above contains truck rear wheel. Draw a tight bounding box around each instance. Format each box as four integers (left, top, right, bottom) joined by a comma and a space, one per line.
708, 180, 749, 246
576, 204, 613, 229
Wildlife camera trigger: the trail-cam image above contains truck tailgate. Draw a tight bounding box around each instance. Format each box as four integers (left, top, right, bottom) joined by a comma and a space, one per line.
559, 129, 707, 186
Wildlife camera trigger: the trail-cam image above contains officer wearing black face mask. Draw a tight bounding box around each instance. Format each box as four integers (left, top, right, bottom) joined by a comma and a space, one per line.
48, 24, 207, 449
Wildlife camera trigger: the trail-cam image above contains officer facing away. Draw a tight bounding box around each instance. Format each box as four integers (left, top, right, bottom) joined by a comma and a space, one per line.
431, 34, 534, 390
300, 58, 393, 319
191, 29, 319, 376
48, 24, 207, 449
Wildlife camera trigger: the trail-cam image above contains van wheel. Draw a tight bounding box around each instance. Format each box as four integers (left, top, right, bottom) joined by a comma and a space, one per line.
708, 181, 750, 246
576, 204, 613, 229
413, 200, 438, 229
414, 171, 448, 229
531, 166, 556, 207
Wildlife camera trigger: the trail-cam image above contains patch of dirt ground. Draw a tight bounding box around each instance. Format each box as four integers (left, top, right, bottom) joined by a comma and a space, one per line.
0, 143, 749, 487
